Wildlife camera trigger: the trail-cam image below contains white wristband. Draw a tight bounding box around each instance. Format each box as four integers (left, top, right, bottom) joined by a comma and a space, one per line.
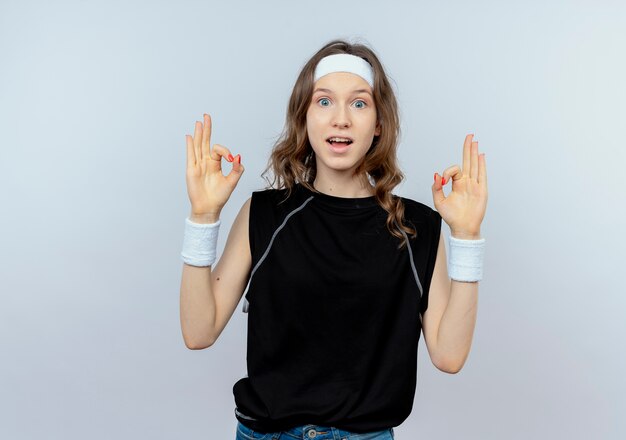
448, 235, 486, 282
181, 217, 221, 267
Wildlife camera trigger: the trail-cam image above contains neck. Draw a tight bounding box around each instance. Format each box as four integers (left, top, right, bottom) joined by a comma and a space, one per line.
313, 173, 375, 198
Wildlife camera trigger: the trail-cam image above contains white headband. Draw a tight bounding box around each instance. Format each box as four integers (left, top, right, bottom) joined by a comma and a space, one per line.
313, 54, 374, 88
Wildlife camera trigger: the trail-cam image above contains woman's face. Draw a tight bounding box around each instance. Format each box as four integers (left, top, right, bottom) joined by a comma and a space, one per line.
306, 72, 381, 173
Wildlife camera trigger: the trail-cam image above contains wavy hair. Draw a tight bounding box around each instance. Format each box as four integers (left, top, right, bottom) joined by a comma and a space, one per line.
260, 38, 417, 249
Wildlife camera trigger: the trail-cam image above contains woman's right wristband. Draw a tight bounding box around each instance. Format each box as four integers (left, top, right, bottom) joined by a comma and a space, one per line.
180, 217, 221, 267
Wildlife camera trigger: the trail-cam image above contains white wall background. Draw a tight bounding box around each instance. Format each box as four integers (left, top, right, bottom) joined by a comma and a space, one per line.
1, 0, 624, 438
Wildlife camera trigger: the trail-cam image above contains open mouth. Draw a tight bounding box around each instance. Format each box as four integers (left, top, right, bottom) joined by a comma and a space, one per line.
326, 137, 354, 148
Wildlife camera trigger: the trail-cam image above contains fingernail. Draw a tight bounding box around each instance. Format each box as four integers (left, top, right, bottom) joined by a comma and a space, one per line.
227, 154, 234, 162
236, 155, 241, 163
442, 177, 446, 185
434, 172, 437, 182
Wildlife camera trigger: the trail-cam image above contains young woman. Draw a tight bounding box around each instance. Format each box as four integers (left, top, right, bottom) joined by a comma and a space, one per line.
180, 39, 488, 440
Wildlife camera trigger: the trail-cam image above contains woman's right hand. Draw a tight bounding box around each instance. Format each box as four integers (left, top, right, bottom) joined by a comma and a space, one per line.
185, 113, 244, 221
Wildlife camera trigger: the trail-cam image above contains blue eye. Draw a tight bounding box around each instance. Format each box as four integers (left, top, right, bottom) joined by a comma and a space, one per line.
317, 98, 367, 108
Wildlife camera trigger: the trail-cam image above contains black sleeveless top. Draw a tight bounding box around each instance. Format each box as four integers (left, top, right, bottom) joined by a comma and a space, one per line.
233, 183, 442, 433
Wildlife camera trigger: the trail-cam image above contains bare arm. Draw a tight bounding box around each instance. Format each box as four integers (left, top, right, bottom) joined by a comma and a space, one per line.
179, 113, 248, 349
179, 212, 220, 349
425, 133, 487, 373
435, 276, 478, 373
180, 197, 252, 349
421, 231, 480, 373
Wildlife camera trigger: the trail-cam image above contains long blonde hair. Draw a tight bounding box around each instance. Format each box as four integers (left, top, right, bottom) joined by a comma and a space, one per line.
260, 38, 417, 249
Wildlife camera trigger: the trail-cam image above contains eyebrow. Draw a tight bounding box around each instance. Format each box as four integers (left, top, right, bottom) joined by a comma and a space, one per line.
313, 87, 373, 97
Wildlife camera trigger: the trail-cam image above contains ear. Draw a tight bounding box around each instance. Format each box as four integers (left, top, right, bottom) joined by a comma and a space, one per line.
374, 121, 382, 137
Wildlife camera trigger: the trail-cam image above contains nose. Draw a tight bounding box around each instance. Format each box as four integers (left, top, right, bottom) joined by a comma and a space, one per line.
331, 104, 351, 128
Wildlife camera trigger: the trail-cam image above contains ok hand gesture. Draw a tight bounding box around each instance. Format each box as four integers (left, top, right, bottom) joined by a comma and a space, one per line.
185, 114, 244, 221
431, 134, 488, 239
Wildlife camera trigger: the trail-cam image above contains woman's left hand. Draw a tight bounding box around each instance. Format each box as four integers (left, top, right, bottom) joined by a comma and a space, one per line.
431, 134, 488, 239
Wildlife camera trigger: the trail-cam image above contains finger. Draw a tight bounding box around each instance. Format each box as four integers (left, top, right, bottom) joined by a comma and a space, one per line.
462, 134, 473, 176
193, 120, 202, 161
478, 153, 487, 186
226, 154, 245, 184
186, 135, 196, 167
210, 144, 234, 171
202, 114, 212, 161
471, 140, 479, 180
432, 172, 446, 205
442, 165, 462, 184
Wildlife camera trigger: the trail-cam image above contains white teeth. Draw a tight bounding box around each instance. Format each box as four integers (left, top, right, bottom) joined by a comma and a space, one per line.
328, 137, 352, 143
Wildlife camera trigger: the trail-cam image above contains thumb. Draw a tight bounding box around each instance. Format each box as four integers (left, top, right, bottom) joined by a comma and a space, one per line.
431, 172, 446, 206
226, 154, 245, 185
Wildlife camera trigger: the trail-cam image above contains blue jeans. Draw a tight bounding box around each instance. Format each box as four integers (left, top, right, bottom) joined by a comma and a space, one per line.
236, 421, 395, 440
